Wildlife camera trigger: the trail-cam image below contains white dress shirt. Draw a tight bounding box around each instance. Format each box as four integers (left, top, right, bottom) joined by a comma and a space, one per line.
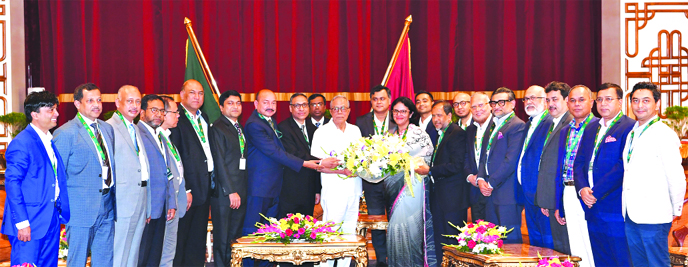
294, 118, 308, 142
588, 111, 620, 187
123, 117, 150, 183
517, 110, 546, 184
473, 115, 493, 168
16, 124, 59, 230
622, 116, 685, 224
311, 117, 326, 128
142, 121, 166, 162
181, 104, 214, 172
459, 114, 473, 129
79, 113, 113, 189
419, 115, 433, 131
311, 122, 363, 198
477, 111, 515, 187
372, 113, 390, 135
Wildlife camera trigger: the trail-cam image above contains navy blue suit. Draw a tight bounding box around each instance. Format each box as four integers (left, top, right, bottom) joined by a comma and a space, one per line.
476, 114, 525, 244
517, 114, 554, 249
573, 115, 634, 267
424, 121, 439, 146
2, 125, 70, 266
242, 110, 303, 267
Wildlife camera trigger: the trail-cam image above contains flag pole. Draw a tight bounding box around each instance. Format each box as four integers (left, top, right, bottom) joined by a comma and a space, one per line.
381, 15, 413, 86
184, 17, 221, 104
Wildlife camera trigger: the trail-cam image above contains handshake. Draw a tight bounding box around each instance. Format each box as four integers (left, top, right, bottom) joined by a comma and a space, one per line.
303, 157, 353, 177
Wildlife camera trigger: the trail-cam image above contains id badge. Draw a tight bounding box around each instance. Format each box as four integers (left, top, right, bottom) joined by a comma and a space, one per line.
239, 157, 246, 170
102, 166, 110, 184
166, 168, 174, 181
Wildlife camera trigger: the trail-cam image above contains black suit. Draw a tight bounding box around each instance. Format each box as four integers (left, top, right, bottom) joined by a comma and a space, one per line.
424, 120, 439, 146
355, 111, 395, 264
170, 107, 212, 266
278, 117, 321, 218
429, 123, 469, 261
209, 116, 248, 267
463, 119, 494, 222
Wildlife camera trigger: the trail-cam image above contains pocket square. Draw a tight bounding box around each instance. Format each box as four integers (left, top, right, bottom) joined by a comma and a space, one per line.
604, 135, 616, 143
498, 132, 504, 140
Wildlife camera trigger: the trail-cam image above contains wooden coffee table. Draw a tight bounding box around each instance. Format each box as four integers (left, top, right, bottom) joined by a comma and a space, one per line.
231, 235, 368, 266
441, 244, 581, 267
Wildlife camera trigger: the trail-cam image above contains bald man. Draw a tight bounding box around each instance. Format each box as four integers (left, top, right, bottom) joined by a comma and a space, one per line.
242, 89, 337, 267
107, 85, 150, 266
517, 85, 554, 249
170, 79, 213, 266
453, 92, 472, 129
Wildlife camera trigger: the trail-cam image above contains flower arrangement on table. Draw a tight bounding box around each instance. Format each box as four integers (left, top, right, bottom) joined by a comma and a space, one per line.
444, 220, 512, 254
532, 252, 575, 267
59, 227, 68, 260
250, 213, 342, 245
328, 133, 425, 195
11, 264, 37, 267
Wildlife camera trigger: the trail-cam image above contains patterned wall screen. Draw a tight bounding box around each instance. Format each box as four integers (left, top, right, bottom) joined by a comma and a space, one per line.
624, 1, 688, 117
0, 0, 10, 150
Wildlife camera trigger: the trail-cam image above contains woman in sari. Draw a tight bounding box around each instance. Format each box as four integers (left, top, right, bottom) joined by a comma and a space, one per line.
384, 97, 436, 267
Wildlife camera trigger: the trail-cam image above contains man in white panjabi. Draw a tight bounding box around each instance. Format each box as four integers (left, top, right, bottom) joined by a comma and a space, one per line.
311, 95, 362, 267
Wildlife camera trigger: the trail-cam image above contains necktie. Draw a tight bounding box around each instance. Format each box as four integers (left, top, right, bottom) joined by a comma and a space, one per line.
301, 124, 309, 143
91, 123, 112, 186
267, 119, 277, 133
129, 123, 140, 154
315, 122, 321, 128
234, 123, 245, 143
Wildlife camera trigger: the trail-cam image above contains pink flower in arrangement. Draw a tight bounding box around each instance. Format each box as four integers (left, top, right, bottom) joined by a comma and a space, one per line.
467, 240, 476, 249
285, 229, 293, 237
487, 222, 496, 228
476, 226, 487, 234
298, 228, 306, 235
294, 234, 300, 239
562, 261, 574, 267
538, 258, 549, 265
293, 217, 300, 224
551, 263, 562, 267
475, 219, 484, 224
310, 232, 317, 239
497, 240, 503, 248
466, 223, 475, 228
280, 233, 286, 238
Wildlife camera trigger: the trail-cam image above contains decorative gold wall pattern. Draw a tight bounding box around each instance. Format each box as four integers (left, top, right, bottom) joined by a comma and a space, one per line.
0, 0, 9, 139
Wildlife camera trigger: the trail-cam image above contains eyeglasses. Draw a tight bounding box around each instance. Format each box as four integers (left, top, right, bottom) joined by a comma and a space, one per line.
290, 103, 309, 109
165, 110, 180, 115
310, 102, 324, 107
595, 97, 621, 104
452, 101, 469, 108
489, 100, 509, 107
147, 107, 164, 114
522, 96, 545, 103
331, 106, 349, 113
392, 109, 409, 115
471, 103, 488, 110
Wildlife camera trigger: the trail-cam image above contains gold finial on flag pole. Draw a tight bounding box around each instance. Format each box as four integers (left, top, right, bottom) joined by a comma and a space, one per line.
184, 17, 221, 105
381, 15, 413, 86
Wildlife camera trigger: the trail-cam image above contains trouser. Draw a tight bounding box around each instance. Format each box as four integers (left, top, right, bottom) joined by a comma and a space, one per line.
160, 215, 179, 267
625, 214, 671, 267
66, 191, 115, 267
485, 197, 522, 244
363, 181, 388, 264
173, 199, 210, 267
242, 196, 279, 267
562, 186, 594, 267
9, 206, 60, 267
211, 193, 247, 267
523, 202, 553, 249
547, 208, 570, 255
113, 186, 147, 267
320, 195, 360, 267
138, 216, 167, 267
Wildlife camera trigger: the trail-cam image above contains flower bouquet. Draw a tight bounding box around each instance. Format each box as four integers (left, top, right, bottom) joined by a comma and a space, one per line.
534, 252, 575, 267
444, 220, 512, 254
329, 133, 424, 195
59, 227, 68, 260
250, 213, 341, 245
11, 264, 37, 267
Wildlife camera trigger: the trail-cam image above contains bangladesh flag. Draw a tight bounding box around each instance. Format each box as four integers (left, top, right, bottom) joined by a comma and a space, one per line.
185, 38, 221, 123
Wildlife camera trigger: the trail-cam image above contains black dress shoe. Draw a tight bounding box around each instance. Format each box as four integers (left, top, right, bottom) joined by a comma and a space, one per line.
376, 262, 388, 267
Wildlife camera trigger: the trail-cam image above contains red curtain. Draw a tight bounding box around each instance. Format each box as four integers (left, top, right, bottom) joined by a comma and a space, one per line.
26, 0, 601, 125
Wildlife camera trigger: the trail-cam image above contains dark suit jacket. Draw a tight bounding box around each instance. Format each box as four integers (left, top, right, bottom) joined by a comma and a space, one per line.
245, 110, 304, 198
464, 119, 494, 207
573, 115, 635, 222
517, 113, 554, 205
430, 123, 470, 210
170, 107, 212, 207
1, 126, 70, 239
356, 111, 397, 137
425, 121, 439, 146
535, 112, 573, 209
209, 116, 247, 199
278, 118, 321, 205
477, 114, 526, 205
137, 123, 176, 219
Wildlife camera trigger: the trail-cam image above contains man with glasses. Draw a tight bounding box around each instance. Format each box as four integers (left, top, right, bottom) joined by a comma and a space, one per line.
312, 95, 362, 267
536, 81, 574, 255
415, 91, 438, 145
553, 85, 597, 267
278, 93, 321, 221
476, 87, 526, 244
464, 92, 493, 222
136, 94, 177, 266
453, 92, 472, 130
356, 85, 396, 267
307, 93, 329, 128
243, 89, 337, 267
106, 85, 150, 266
209, 90, 248, 267
170, 79, 214, 265
158, 95, 190, 267
573, 83, 634, 267
517, 85, 554, 249
623, 82, 685, 267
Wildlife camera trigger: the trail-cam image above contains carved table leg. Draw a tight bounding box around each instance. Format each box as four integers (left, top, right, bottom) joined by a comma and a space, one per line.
231, 248, 243, 267
355, 246, 369, 267
441, 254, 450, 267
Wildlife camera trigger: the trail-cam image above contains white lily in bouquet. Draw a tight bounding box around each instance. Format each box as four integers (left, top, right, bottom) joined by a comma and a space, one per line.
326, 133, 426, 196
